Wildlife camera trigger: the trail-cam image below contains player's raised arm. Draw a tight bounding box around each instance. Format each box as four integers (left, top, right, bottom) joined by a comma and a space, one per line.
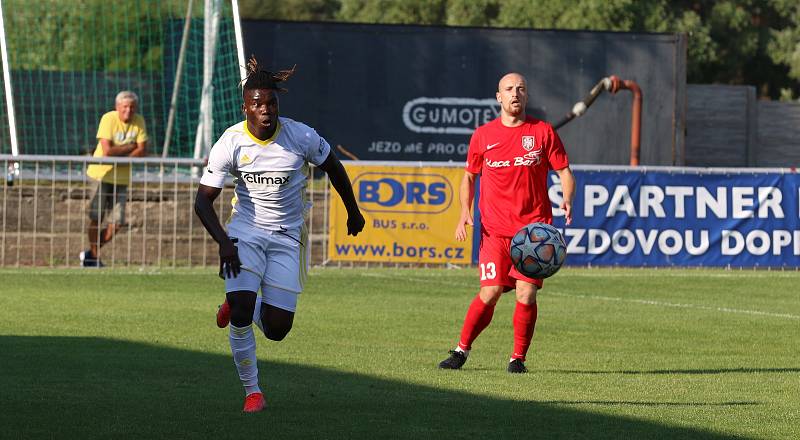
455, 171, 477, 242
318, 151, 365, 236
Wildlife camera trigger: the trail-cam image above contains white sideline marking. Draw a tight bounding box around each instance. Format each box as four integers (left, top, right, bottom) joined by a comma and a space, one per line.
351, 269, 800, 280
564, 271, 800, 279
335, 272, 800, 319
548, 292, 800, 320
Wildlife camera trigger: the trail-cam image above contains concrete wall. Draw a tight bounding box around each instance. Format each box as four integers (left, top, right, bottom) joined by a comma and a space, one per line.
686, 85, 800, 168
756, 101, 800, 167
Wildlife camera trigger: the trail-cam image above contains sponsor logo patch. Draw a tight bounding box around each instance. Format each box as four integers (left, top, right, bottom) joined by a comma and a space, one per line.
240, 171, 292, 189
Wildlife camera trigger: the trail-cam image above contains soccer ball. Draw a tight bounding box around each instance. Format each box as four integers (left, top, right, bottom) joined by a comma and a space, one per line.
510, 222, 567, 279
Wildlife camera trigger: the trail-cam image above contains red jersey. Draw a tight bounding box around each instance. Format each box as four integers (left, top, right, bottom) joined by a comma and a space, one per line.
465, 116, 569, 237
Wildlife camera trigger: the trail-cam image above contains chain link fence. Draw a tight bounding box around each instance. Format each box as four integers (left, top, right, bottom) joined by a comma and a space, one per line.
1, 155, 329, 268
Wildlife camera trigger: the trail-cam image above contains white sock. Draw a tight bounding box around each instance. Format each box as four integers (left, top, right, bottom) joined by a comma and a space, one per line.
230, 324, 260, 395
455, 347, 470, 357
252, 299, 264, 334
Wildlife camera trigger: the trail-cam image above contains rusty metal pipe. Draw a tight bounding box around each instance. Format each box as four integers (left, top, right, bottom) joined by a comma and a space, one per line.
610, 76, 642, 166
555, 75, 643, 166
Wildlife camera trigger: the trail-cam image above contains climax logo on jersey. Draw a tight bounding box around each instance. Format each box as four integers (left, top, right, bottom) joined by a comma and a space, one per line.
239, 171, 291, 188
354, 172, 453, 214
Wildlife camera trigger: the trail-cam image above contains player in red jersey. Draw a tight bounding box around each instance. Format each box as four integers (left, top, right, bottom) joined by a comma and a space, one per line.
438, 72, 576, 373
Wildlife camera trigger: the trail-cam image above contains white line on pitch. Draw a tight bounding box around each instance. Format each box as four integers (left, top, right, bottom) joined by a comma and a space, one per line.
548, 291, 800, 320
562, 270, 800, 278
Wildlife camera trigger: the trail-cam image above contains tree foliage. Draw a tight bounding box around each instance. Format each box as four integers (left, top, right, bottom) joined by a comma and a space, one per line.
4, 0, 797, 99
4, 0, 186, 72
237, 0, 340, 21
240, 0, 799, 99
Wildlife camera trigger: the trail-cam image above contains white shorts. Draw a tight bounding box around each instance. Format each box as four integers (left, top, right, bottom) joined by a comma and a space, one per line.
224, 223, 308, 312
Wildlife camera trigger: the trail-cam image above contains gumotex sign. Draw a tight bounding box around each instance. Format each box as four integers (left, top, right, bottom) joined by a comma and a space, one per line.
330, 164, 800, 268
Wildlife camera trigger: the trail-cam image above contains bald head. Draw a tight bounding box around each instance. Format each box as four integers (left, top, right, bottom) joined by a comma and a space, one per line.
497, 73, 527, 92
496, 72, 528, 121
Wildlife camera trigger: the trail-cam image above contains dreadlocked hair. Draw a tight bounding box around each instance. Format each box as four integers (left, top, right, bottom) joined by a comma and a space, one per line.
240, 55, 296, 96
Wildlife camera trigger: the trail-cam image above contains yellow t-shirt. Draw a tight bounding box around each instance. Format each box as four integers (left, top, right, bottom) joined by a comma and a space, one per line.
86, 111, 149, 185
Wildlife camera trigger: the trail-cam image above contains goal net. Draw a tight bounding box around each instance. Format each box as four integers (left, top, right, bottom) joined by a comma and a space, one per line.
0, 0, 242, 158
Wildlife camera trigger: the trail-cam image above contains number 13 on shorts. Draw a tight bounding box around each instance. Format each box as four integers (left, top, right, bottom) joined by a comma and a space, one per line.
480, 262, 496, 280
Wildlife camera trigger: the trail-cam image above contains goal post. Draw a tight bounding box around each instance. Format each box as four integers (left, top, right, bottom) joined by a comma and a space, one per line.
0, 0, 18, 157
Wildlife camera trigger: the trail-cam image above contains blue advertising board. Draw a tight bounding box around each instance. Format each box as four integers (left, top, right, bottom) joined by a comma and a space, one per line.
474, 166, 800, 268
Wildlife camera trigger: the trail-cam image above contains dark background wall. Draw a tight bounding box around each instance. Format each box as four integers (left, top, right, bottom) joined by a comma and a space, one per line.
756, 101, 800, 168
685, 85, 756, 167
242, 20, 686, 166
685, 85, 800, 168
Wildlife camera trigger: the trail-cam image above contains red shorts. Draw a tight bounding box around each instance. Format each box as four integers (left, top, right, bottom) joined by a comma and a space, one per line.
478, 229, 543, 291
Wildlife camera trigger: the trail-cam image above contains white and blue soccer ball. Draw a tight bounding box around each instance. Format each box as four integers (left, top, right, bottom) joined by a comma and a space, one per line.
510, 222, 567, 279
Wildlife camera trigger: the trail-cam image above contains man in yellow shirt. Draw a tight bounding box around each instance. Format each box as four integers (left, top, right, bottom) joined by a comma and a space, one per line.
81, 91, 148, 267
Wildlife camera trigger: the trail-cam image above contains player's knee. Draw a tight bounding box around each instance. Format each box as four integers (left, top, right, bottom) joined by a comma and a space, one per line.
515, 284, 537, 304
259, 302, 295, 341
227, 291, 257, 327
479, 286, 504, 305
264, 323, 292, 341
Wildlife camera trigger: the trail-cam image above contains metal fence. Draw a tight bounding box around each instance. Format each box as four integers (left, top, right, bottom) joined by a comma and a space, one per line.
0, 154, 329, 268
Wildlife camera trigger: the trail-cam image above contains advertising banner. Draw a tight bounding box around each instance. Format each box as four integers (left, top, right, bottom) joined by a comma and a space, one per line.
542, 167, 800, 268
328, 163, 471, 264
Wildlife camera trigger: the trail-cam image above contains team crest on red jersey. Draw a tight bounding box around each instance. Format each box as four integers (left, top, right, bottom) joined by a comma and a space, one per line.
522, 136, 535, 151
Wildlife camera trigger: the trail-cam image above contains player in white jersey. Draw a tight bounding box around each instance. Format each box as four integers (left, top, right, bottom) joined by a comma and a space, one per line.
194, 57, 365, 413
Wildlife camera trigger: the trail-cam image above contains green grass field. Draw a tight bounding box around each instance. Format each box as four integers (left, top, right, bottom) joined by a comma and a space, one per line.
1, 267, 798, 439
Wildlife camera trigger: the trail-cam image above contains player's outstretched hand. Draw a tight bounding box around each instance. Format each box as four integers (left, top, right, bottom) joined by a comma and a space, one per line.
347, 211, 366, 236
218, 239, 241, 279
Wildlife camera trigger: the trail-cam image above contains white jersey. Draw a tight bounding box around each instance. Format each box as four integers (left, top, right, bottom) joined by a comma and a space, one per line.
200, 117, 331, 232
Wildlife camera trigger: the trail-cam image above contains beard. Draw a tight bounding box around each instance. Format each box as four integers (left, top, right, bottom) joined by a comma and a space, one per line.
504, 102, 524, 117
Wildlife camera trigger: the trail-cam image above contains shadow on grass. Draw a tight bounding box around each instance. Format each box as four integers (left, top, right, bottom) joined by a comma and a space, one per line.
549, 368, 800, 375
1, 336, 752, 440
538, 401, 758, 407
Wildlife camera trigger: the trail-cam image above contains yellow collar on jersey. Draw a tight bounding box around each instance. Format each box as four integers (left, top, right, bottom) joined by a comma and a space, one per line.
243, 120, 281, 146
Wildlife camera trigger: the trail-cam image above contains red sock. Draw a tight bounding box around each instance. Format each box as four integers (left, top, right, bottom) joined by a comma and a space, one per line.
458, 294, 496, 350
512, 301, 538, 361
